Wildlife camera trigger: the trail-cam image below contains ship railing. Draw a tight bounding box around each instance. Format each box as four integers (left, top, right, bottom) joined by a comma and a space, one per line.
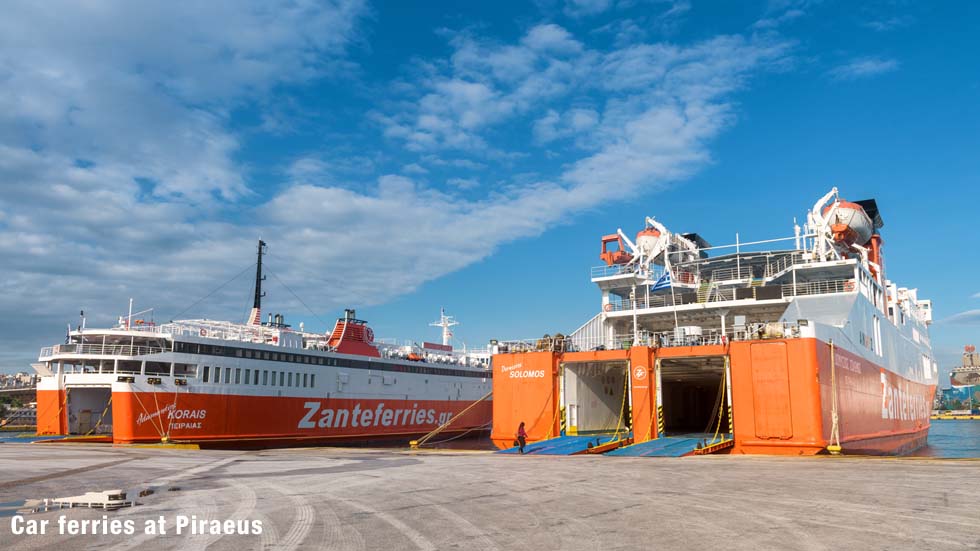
39, 343, 168, 359
590, 263, 669, 281
782, 278, 853, 296
591, 264, 636, 278
592, 250, 826, 286
605, 278, 855, 312
765, 252, 808, 277
374, 342, 492, 368
705, 265, 753, 282
498, 322, 805, 353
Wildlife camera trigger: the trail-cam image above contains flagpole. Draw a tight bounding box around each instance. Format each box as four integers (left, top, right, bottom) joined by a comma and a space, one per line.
665, 249, 679, 331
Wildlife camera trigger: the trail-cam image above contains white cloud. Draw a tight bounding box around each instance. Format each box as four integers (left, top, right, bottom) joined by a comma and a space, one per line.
563, 0, 614, 18
0, 8, 790, 369
863, 16, 913, 32
828, 56, 899, 80
0, 1, 369, 366
0, 1, 368, 202
447, 177, 480, 190
377, 24, 593, 152
533, 108, 600, 144
522, 24, 584, 55
288, 154, 376, 182
380, 25, 787, 155
754, 9, 805, 29
402, 163, 429, 175
940, 310, 980, 325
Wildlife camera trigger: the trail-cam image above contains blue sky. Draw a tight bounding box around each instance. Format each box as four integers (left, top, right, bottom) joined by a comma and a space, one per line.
0, 1, 977, 381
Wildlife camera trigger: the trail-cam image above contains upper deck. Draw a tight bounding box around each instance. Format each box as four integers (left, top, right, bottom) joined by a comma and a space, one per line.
37, 316, 491, 377
587, 190, 932, 336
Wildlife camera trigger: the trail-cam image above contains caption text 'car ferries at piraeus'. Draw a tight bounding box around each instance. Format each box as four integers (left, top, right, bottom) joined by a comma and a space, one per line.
33, 242, 492, 446
491, 188, 936, 456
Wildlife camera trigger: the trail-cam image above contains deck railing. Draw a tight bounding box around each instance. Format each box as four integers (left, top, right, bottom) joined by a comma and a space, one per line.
497, 322, 805, 354
39, 343, 168, 358
591, 251, 835, 285
605, 278, 854, 312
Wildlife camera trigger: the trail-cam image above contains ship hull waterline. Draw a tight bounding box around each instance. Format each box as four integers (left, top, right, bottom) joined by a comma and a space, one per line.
36, 391, 493, 447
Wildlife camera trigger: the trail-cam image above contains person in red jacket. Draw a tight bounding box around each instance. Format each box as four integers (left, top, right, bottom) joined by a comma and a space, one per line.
516, 421, 527, 454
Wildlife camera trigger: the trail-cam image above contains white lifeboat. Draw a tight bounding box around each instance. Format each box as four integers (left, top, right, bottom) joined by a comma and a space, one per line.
823, 200, 873, 245
635, 227, 664, 258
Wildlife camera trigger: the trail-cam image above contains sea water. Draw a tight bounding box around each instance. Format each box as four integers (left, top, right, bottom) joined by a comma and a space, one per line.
911, 419, 980, 458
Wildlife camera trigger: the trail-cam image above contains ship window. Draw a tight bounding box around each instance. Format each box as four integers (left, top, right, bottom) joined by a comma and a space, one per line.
245, 350, 253, 359
272, 353, 279, 361
145, 362, 171, 376
213, 366, 221, 384
264, 351, 270, 360
873, 316, 882, 356
287, 372, 292, 387
202, 365, 210, 383
174, 363, 197, 377
253, 369, 259, 385
235, 368, 241, 384
303, 373, 309, 387
236, 349, 243, 358
224, 367, 231, 384
279, 371, 284, 386
311, 374, 316, 387
263, 370, 268, 385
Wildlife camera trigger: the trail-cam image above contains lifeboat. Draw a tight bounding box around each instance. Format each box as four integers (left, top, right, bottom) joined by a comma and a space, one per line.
635, 227, 663, 258
823, 200, 873, 245
599, 234, 633, 266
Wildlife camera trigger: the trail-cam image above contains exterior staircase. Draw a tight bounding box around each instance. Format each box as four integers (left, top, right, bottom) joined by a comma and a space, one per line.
697, 280, 713, 303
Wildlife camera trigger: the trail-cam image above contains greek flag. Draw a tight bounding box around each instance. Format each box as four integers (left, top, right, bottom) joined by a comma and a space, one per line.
651, 269, 671, 291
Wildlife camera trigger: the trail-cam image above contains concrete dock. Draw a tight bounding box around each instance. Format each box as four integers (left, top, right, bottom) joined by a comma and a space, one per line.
0, 444, 978, 550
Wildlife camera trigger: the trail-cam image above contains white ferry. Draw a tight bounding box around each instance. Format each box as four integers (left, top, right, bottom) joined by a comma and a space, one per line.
33, 242, 492, 446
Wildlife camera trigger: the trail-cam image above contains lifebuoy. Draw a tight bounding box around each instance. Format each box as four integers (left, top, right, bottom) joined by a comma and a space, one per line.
603, 303, 613, 312
199, 328, 207, 337
843, 280, 855, 292
272, 335, 279, 343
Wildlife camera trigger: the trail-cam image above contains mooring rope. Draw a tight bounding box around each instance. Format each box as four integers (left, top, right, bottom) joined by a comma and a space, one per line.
828, 340, 842, 454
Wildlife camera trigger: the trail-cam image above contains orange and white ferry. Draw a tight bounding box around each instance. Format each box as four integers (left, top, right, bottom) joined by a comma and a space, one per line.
33, 242, 492, 446
491, 188, 937, 456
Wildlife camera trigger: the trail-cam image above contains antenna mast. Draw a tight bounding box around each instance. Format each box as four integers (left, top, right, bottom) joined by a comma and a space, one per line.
430, 308, 459, 347
247, 240, 267, 325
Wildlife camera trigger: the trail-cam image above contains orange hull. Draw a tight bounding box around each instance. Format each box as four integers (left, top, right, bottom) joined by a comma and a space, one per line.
491, 338, 934, 456
36, 390, 492, 446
